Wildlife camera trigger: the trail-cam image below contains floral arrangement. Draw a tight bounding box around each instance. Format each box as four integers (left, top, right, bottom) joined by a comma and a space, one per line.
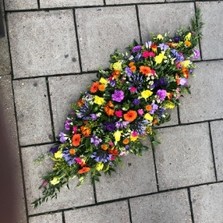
33, 10, 202, 207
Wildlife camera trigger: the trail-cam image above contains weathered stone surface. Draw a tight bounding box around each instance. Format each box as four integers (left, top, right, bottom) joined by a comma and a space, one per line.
210, 121, 223, 181
13, 78, 53, 145
95, 140, 157, 202
29, 213, 62, 223
191, 183, 223, 223
138, 3, 195, 42
155, 123, 215, 190
49, 73, 96, 135
180, 61, 223, 123
40, 0, 103, 8
130, 189, 192, 223
22, 144, 94, 215
5, 0, 38, 10
65, 201, 130, 223
0, 76, 27, 223
197, 1, 223, 60
76, 6, 139, 71
8, 10, 80, 78
106, 0, 163, 4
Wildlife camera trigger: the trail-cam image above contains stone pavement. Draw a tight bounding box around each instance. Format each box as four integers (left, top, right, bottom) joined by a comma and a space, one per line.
1, 0, 223, 222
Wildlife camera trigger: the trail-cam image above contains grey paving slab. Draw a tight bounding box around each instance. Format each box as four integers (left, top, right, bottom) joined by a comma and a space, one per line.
0, 76, 27, 223
49, 73, 96, 135
197, 2, 223, 60
191, 183, 223, 223
130, 189, 192, 223
155, 123, 215, 190
22, 144, 94, 215
8, 10, 80, 78
40, 0, 104, 8
29, 213, 62, 223
5, 0, 38, 10
210, 121, 223, 181
0, 6, 11, 76
13, 78, 53, 145
76, 6, 140, 71
95, 140, 157, 202
65, 201, 130, 223
180, 61, 223, 123
138, 3, 195, 42
160, 109, 178, 127
106, 0, 163, 4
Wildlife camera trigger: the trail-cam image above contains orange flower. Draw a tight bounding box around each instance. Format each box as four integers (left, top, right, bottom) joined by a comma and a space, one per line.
123, 138, 130, 145
98, 84, 106, 91
182, 67, 189, 78
124, 110, 137, 122
153, 119, 159, 125
72, 134, 81, 147
167, 92, 173, 100
112, 70, 121, 79
101, 144, 109, 151
151, 43, 157, 52
90, 81, 99, 93
130, 65, 136, 72
78, 167, 91, 174
108, 148, 119, 156
80, 126, 91, 137
69, 149, 76, 156
175, 74, 180, 85
145, 105, 152, 111
104, 101, 115, 116
77, 99, 84, 107
140, 66, 151, 75
129, 62, 135, 67
185, 40, 191, 47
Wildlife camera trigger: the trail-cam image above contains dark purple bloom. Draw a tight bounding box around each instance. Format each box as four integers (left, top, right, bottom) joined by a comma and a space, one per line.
135, 53, 142, 61
59, 132, 68, 143
64, 119, 72, 130
110, 80, 116, 87
133, 98, 140, 105
90, 135, 102, 146
173, 36, 180, 43
49, 145, 59, 154
132, 45, 142, 53
112, 90, 124, 102
104, 122, 116, 131
154, 77, 168, 88
157, 89, 167, 101
62, 148, 76, 166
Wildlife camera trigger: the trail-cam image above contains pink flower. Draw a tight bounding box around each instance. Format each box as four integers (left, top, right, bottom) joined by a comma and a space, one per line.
130, 86, 137, 93
137, 109, 144, 116
72, 126, 78, 134
115, 110, 123, 118
131, 131, 138, 137
142, 51, 155, 58
75, 157, 82, 165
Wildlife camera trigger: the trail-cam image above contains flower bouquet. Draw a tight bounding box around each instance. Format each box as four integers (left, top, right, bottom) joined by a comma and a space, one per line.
33, 10, 203, 207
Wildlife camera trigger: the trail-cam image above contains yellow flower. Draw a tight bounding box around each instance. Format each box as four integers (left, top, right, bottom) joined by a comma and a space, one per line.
96, 162, 104, 171
50, 177, 60, 185
181, 60, 191, 68
130, 135, 138, 141
94, 96, 105, 105
164, 101, 175, 109
144, 113, 153, 121
154, 52, 166, 64
157, 34, 163, 40
113, 61, 122, 71
114, 130, 122, 142
99, 77, 108, 85
141, 90, 153, 99
54, 150, 63, 159
185, 32, 191, 40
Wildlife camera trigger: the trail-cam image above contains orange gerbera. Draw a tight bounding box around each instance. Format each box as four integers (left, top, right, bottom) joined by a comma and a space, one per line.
101, 144, 109, 151
98, 84, 106, 91
145, 105, 152, 111
104, 101, 115, 116
124, 110, 137, 122
80, 126, 91, 137
69, 149, 76, 156
123, 138, 130, 145
140, 66, 151, 75
72, 134, 81, 147
90, 81, 99, 93
130, 65, 137, 72
78, 167, 91, 174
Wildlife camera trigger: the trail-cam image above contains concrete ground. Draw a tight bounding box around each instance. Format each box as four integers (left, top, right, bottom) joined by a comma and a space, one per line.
1, 0, 223, 222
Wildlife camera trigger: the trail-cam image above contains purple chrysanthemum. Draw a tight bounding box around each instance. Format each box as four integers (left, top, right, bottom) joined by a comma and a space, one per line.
156, 89, 167, 101
112, 90, 124, 102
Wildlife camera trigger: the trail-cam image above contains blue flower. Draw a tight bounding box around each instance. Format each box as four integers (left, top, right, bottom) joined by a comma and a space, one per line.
91, 152, 112, 163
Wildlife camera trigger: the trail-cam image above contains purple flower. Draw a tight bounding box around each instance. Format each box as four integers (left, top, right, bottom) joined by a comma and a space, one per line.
62, 148, 76, 166
91, 135, 102, 146
112, 90, 125, 102
91, 152, 112, 163
180, 78, 188, 86
49, 145, 59, 154
90, 114, 97, 121
110, 80, 116, 87
192, 49, 200, 59
132, 45, 142, 53
159, 43, 169, 51
104, 122, 116, 131
171, 49, 184, 62
115, 121, 129, 129
59, 132, 68, 143
150, 104, 158, 114
64, 120, 72, 130
137, 109, 144, 116
157, 89, 167, 101
173, 36, 180, 43
133, 98, 140, 105
125, 67, 132, 77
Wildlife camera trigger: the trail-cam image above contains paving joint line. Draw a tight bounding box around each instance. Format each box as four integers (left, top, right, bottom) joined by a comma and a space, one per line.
2, 1, 29, 222
92, 178, 98, 204
208, 121, 218, 181
37, 0, 40, 9
152, 144, 160, 191
62, 211, 66, 223
103, 0, 106, 5
187, 188, 195, 223
127, 199, 133, 223
177, 106, 181, 125
135, 5, 142, 44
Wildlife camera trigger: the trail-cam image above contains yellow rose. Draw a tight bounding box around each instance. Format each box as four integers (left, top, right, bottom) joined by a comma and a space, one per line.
96, 162, 104, 171
154, 52, 167, 64
144, 113, 153, 121
50, 177, 60, 185
113, 61, 122, 71
99, 77, 108, 85
94, 96, 105, 105
164, 101, 175, 109
157, 34, 164, 40
54, 150, 63, 159
114, 130, 122, 142
141, 90, 153, 99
